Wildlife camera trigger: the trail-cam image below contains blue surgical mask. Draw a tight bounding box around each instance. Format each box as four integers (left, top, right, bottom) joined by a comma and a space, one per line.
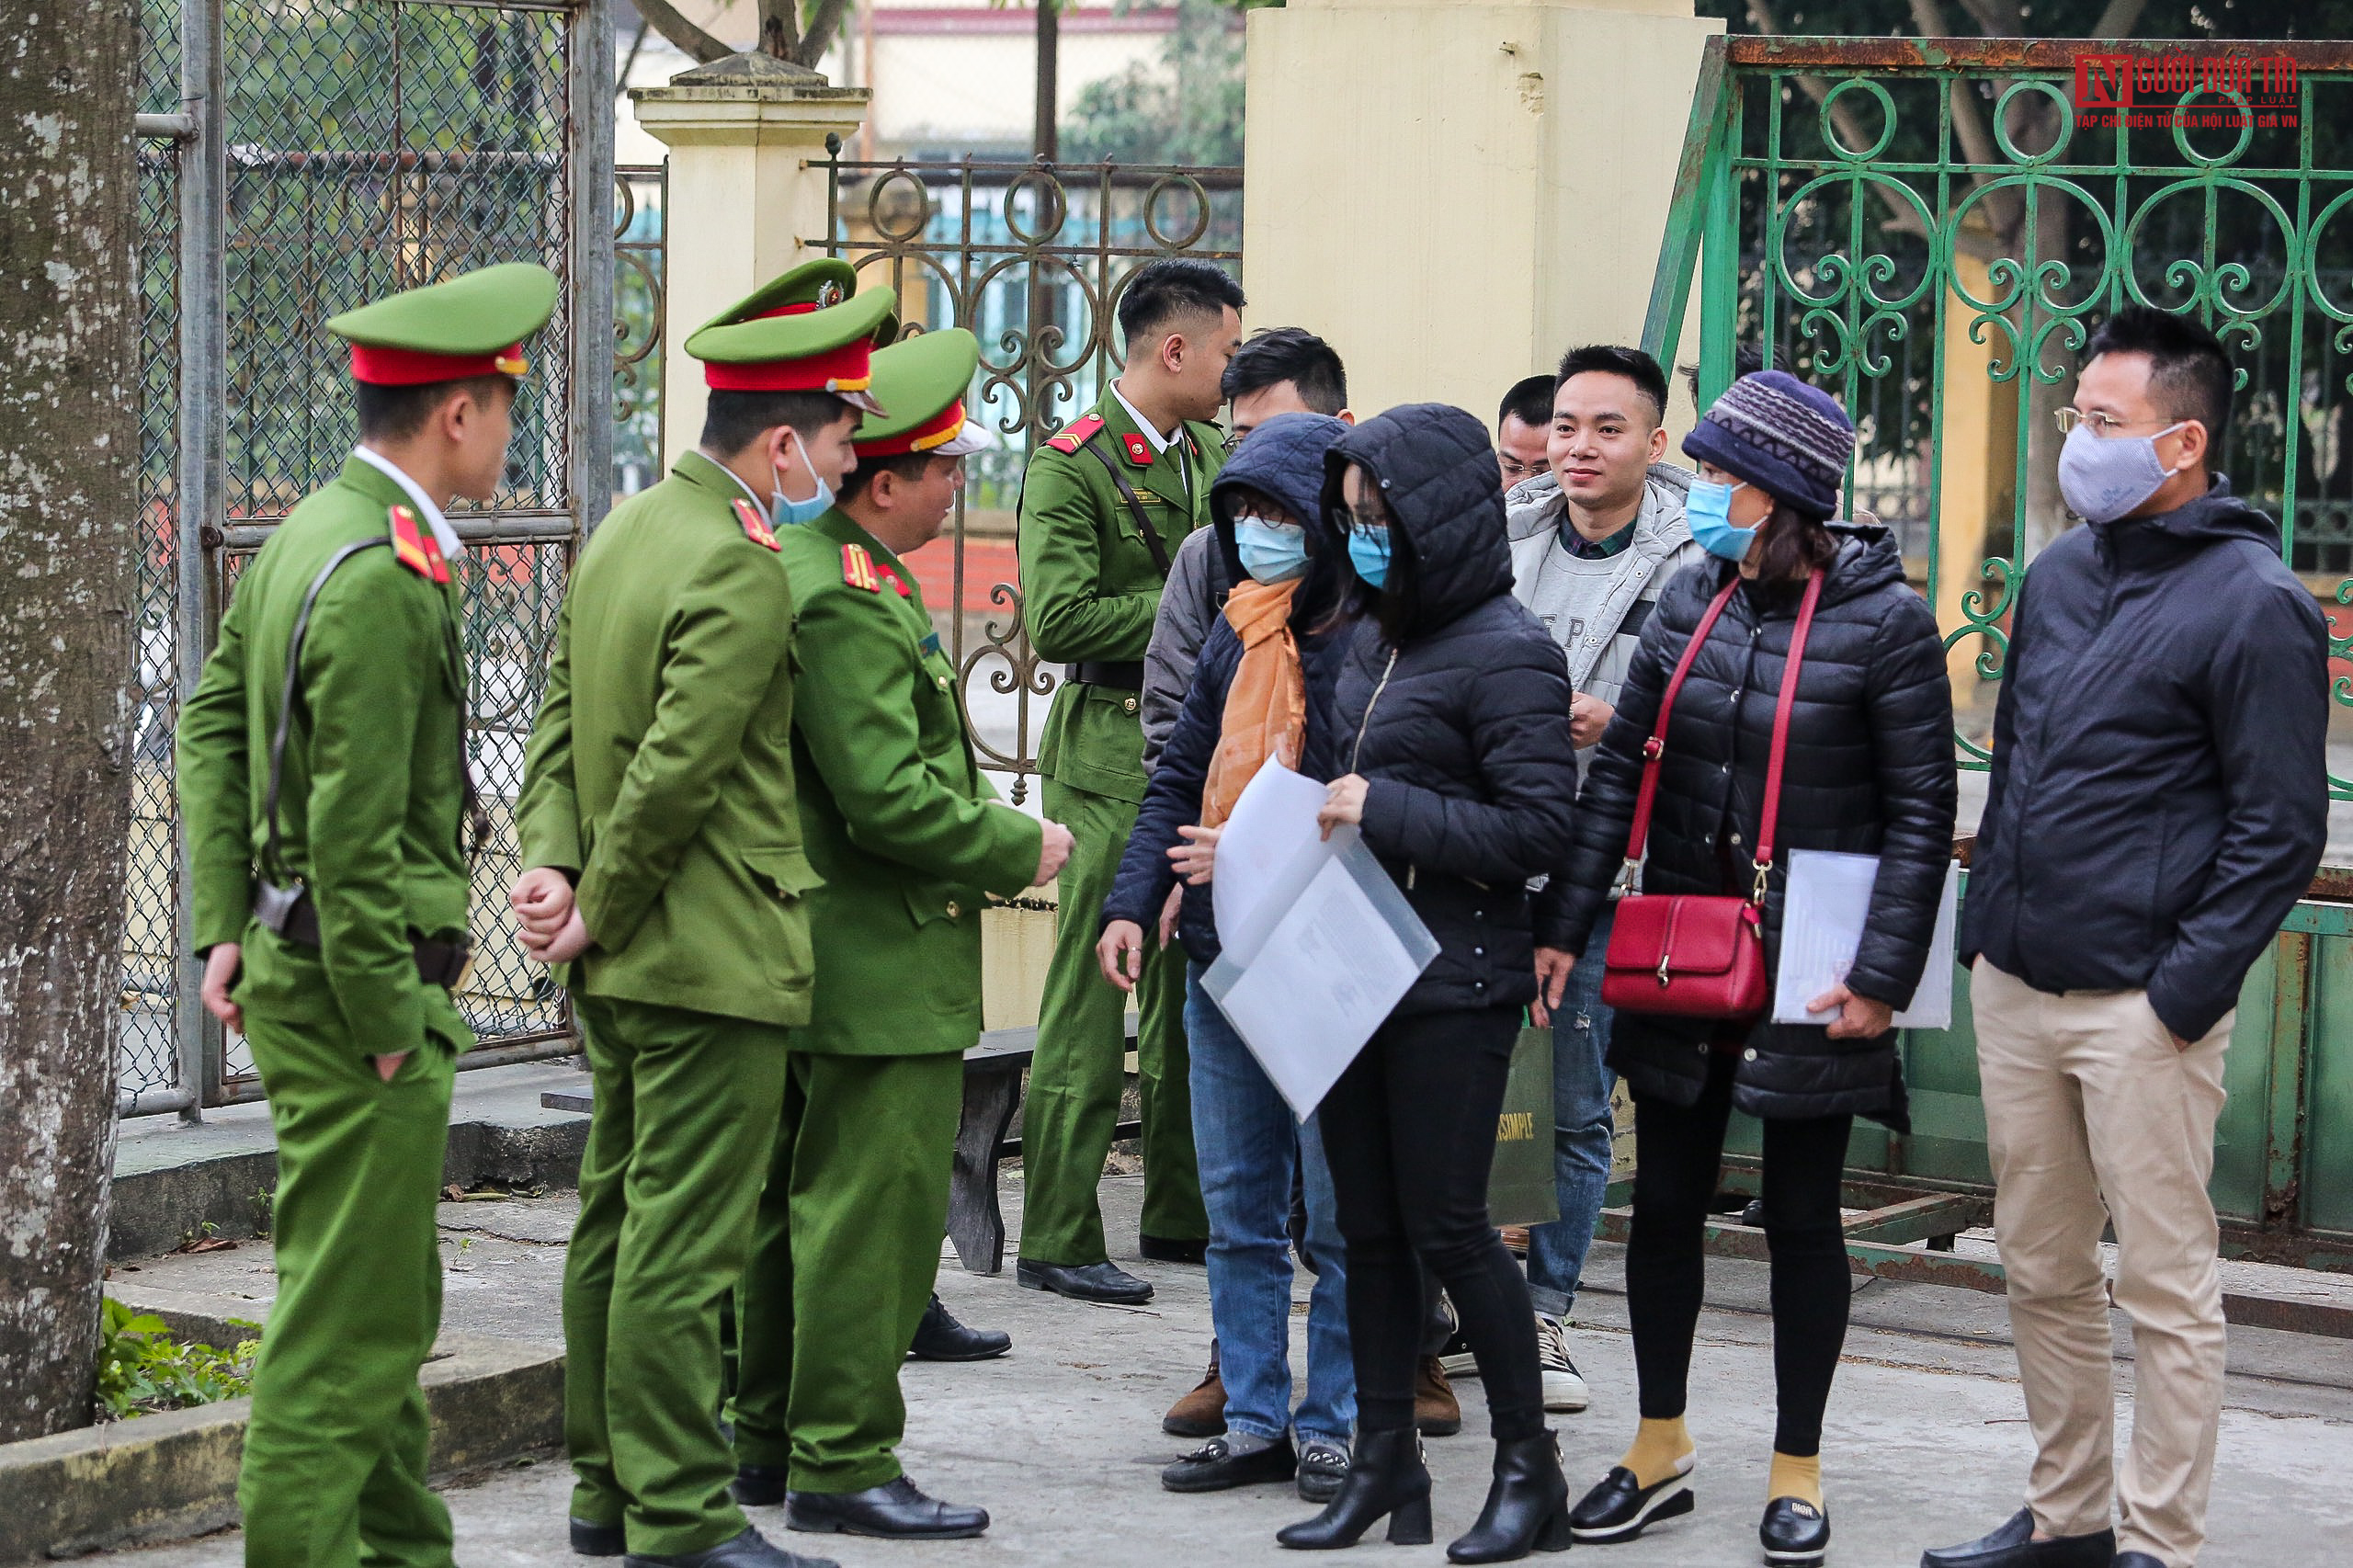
1686, 478, 1757, 562
770, 428, 834, 527
1234, 516, 1310, 584
1346, 526, 1392, 588
2057, 419, 2186, 524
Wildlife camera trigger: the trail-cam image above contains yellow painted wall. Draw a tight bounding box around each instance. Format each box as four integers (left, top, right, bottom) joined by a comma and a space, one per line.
1242, 0, 1721, 426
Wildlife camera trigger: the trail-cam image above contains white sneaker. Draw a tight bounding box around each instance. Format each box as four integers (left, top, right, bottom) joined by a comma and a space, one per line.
1538, 1314, 1590, 1412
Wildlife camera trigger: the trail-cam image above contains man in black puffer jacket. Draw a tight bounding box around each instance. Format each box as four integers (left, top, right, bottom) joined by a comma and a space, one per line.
1928, 309, 2327, 1568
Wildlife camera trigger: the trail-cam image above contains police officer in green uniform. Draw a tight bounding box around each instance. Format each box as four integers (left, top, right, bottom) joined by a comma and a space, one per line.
510, 259, 892, 1568
177, 262, 558, 1568
724, 327, 1070, 1538
1014, 258, 1243, 1301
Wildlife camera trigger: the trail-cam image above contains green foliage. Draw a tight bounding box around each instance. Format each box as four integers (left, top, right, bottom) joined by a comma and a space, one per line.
95, 1298, 262, 1422
1062, 0, 1246, 166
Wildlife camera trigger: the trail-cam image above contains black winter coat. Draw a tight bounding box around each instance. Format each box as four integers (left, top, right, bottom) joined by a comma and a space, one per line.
1325, 404, 1579, 1017
1539, 528, 1957, 1126
1100, 412, 1357, 964
1960, 478, 2328, 1041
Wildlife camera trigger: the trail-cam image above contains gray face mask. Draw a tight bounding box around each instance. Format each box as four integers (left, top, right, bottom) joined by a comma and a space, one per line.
2056, 419, 2186, 524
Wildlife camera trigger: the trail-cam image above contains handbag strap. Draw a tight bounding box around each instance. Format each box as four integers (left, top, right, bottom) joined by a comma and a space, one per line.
1620, 567, 1824, 905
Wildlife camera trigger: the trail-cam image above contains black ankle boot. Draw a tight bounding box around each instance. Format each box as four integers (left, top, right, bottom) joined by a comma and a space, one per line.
1277, 1427, 1433, 1551
1446, 1432, 1574, 1563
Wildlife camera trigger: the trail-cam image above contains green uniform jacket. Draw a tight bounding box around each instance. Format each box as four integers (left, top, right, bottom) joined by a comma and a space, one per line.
517, 451, 818, 1028
779, 509, 1043, 1056
177, 456, 473, 1063
1017, 388, 1224, 805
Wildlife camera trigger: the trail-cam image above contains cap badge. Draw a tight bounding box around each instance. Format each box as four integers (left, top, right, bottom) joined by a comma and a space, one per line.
815, 279, 845, 309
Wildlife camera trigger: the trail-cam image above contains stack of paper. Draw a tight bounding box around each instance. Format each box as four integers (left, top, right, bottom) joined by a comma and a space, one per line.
1770, 848, 1961, 1028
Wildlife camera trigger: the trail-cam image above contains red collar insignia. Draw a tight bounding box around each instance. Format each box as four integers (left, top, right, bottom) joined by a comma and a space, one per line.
1121, 432, 1154, 466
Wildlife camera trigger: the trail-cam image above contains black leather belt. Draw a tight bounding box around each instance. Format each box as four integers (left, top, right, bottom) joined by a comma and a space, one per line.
1069, 660, 1144, 690
257, 884, 472, 989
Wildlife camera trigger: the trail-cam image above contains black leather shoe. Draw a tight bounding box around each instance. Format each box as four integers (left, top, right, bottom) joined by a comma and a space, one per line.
571, 1517, 625, 1557
1140, 1233, 1208, 1264
1921, 1509, 2116, 1568
1570, 1462, 1696, 1543
621, 1526, 837, 1568
785, 1475, 988, 1540
1162, 1435, 1299, 1493
1298, 1440, 1349, 1504
732, 1465, 790, 1507
1762, 1497, 1830, 1566
906, 1293, 1011, 1361
1015, 1257, 1154, 1303
1278, 1427, 1433, 1550
1448, 1432, 1573, 1562
2113, 1555, 2163, 1568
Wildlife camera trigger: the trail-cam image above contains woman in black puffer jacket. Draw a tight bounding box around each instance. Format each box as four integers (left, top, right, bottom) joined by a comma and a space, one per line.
1536, 371, 1954, 1568
1279, 404, 1580, 1564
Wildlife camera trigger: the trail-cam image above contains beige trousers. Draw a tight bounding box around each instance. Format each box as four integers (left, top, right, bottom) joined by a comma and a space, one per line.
1972, 959, 2234, 1568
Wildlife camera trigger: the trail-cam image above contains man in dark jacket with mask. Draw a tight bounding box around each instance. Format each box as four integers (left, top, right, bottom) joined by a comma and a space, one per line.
1928, 307, 2328, 1568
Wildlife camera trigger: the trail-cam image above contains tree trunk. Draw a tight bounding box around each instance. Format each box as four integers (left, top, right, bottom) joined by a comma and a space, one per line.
0, 0, 140, 1442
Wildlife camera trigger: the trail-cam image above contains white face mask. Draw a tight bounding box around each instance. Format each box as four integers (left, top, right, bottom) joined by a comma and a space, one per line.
2056, 419, 2187, 524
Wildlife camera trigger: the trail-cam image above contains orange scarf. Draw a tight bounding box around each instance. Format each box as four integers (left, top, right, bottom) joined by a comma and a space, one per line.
1200, 578, 1306, 829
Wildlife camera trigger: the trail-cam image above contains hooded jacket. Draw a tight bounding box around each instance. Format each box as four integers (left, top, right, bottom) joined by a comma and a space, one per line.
1540, 528, 1956, 1125
1960, 476, 2328, 1040
1324, 404, 1581, 1016
1102, 412, 1355, 963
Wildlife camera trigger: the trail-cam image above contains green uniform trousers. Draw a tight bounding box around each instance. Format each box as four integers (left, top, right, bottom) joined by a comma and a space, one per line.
565, 994, 791, 1557
237, 981, 458, 1568
729, 1051, 962, 1492
1019, 777, 1206, 1266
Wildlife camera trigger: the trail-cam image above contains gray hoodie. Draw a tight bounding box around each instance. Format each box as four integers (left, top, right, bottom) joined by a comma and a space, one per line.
1506, 463, 1705, 781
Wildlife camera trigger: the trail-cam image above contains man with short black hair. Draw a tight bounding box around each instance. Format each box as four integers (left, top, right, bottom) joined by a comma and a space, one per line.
1926, 306, 2328, 1568
1513, 344, 1703, 1417
1497, 372, 1555, 492
1015, 256, 1242, 1303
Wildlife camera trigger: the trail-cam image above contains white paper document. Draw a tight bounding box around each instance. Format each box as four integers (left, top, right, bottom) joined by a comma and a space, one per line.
1200, 762, 1439, 1119
1771, 849, 1961, 1029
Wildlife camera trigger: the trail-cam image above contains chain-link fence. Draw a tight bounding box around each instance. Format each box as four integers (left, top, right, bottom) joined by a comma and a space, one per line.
121, 0, 618, 1116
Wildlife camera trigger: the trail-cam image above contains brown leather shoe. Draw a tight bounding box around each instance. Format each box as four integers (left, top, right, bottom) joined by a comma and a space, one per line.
1415, 1355, 1462, 1437
1499, 1225, 1530, 1256
1163, 1341, 1226, 1437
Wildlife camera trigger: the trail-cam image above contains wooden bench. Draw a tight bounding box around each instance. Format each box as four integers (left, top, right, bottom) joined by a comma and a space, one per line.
540, 1015, 1141, 1278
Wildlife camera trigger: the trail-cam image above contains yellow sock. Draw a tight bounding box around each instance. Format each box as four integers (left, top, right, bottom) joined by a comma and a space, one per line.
1618, 1416, 1695, 1490
1768, 1450, 1823, 1510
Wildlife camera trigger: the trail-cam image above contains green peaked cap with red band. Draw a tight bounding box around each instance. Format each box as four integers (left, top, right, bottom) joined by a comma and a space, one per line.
853, 328, 992, 458
685, 257, 899, 415
324, 261, 560, 386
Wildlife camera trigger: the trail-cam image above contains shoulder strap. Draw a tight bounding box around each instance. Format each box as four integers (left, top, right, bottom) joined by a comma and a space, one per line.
1750, 568, 1824, 898
1078, 431, 1175, 577
1619, 574, 1741, 874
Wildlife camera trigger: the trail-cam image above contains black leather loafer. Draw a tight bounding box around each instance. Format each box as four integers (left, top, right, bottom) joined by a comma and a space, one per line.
1569, 1463, 1696, 1544
1920, 1509, 2116, 1568
786, 1475, 988, 1540
1162, 1435, 1299, 1493
1761, 1497, 1830, 1566
1298, 1441, 1349, 1503
571, 1516, 625, 1557
1140, 1233, 1208, 1264
906, 1293, 1011, 1361
1015, 1257, 1154, 1303
621, 1525, 837, 1568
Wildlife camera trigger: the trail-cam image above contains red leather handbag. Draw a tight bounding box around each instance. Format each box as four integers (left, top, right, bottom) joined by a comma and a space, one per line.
1600, 568, 1823, 1019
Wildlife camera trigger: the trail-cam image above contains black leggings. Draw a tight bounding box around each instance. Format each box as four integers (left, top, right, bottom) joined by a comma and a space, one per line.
1320, 1007, 1544, 1442
1625, 1053, 1852, 1457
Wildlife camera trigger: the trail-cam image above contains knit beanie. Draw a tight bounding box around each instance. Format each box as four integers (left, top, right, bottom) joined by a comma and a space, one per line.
1682, 369, 1856, 519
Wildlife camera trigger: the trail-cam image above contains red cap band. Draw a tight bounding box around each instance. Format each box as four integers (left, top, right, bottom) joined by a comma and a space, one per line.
350, 342, 528, 385
855, 398, 965, 458
702, 335, 875, 393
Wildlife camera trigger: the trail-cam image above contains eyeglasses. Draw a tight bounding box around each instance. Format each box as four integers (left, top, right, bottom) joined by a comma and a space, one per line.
1334, 505, 1391, 540
2053, 407, 2169, 437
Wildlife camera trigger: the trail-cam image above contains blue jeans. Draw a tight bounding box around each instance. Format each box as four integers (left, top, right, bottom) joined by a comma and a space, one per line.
1525, 905, 1617, 1319
1186, 965, 1355, 1446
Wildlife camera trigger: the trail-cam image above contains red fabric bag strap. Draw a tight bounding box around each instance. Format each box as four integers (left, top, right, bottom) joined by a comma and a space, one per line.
1619, 568, 1825, 902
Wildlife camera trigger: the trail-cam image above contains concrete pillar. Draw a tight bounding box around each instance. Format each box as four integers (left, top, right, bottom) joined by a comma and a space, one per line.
1242, 0, 1721, 426
631, 53, 870, 467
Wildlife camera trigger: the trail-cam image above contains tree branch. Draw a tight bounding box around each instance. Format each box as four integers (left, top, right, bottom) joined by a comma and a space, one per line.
795, 0, 852, 68
760, 0, 801, 60
631, 0, 730, 65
